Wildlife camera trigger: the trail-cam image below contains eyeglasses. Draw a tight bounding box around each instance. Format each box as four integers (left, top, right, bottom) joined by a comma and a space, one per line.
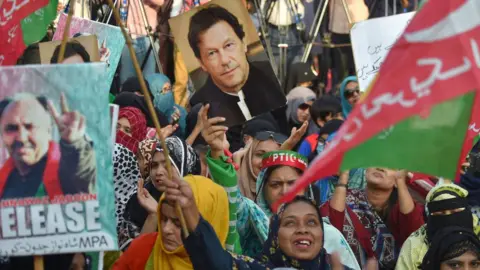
255, 131, 288, 144
298, 103, 311, 110
344, 87, 360, 99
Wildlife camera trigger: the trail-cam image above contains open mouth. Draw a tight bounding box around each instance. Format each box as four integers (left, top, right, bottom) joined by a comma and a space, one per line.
294, 239, 312, 249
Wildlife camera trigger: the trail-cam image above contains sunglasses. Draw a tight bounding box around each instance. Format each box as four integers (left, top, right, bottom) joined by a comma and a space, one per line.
344, 87, 360, 99
255, 131, 288, 144
298, 103, 311, 110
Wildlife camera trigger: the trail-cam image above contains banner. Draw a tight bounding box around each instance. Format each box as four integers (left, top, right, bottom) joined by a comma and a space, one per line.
351, 12, 415, 91
0, 63, 117, 256
53, 14, 125, 86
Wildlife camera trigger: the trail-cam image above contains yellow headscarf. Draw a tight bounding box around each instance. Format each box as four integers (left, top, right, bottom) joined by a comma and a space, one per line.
152, 175, 229, 270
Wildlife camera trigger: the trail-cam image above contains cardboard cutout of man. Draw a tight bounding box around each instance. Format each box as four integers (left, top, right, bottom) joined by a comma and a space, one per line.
0, 93, 96, 200
187, 5, 286, 127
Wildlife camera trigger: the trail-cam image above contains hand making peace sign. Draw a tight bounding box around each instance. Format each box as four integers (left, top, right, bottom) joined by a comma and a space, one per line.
47, 93, 86, 143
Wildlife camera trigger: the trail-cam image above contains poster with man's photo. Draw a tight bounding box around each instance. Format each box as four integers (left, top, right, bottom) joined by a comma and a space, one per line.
53, 14, 125, 86
0, 64, 117, 256
169, 0, 286, 127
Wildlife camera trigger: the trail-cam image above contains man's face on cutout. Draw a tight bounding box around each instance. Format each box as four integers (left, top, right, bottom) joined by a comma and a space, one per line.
196, 20, 249, 94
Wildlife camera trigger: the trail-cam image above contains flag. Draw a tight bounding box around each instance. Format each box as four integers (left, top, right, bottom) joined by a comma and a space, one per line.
0, 0, 59, 65
274, 0, 480, 209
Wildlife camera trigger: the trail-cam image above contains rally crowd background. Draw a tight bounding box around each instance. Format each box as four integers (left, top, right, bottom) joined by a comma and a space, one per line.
3, 0, 480, 269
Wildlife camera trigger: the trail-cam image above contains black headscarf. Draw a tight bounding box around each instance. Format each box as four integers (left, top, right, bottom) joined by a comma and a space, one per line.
422, 226, 480, 270
260, 196, 328, 270
113, 92, 169, 128
426, 190, 473, 242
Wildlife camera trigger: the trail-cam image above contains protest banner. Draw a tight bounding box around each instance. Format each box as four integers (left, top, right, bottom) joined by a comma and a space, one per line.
169, 0, 286, 127
351, 12, 415, 91
0, 63, 117, 257
53, 14, 125, 85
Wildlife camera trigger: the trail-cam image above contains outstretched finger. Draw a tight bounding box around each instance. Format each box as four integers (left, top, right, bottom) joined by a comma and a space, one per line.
60, 93, 70, 114
200, 104, 210, 126
47, 99, 62, 127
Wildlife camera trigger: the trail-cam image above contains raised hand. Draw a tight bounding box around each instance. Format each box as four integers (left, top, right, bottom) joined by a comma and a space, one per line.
163, 173, 200, 231
281, 121, 308, 150
99, 39, 111, 64
47, 93, 86, 143
200, 104, 228, 155
136, 178, 158, 214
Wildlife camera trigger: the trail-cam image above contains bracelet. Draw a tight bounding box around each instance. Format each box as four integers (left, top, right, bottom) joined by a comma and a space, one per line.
335, 183, 348, 189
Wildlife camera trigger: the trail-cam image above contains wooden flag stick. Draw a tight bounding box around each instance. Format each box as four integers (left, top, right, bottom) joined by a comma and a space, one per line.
34, 256, 44, 270
105, 0, 189, 238
57, 0, 75, 63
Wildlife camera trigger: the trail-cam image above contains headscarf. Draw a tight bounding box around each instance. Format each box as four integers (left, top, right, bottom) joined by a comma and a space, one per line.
286, 97, 315, 125
421, 226, 480, 270
339, 76, 358, 118
238, 139, 262, 200
260, 196, 329, 269
113, 92, 170, 128
146, 74, 187, 138
425, 183, 474, 241
286, 86, 316, 102
163, 136, 201, 177
138, 138, 158, 180
116, 106, 147, 154
121, 76, 154, 100
255, 151, 309, 217
113, 143, 142, 249
151, 175, 229, 270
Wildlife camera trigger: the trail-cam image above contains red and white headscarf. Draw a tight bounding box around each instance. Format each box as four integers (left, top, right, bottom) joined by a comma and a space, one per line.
116, 107, 147, 154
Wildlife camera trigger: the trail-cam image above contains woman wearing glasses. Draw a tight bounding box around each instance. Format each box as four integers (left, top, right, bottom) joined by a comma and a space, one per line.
340, 76, 361, 118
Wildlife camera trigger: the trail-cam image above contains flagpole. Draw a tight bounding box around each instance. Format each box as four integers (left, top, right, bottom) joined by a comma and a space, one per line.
105, 0, 189, 238
57, 0, 76, 63
34, 256, 44, 270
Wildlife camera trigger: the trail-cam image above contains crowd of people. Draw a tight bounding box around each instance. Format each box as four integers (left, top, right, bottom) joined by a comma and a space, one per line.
3, 0, 480, 269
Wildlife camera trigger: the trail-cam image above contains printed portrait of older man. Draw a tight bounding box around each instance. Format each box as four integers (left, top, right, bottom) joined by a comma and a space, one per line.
0, 93, 96, 200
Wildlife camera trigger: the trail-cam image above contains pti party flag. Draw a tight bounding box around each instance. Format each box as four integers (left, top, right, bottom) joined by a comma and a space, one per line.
275, 0, 480, 208
0, 0, 58, 65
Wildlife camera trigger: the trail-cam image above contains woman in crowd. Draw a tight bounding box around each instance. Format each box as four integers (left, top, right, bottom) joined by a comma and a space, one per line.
322, 168, 424, 269
421, 226, 480, 270
163, 172, 364, 270
113, 175, 230, 269
122, 136, 200, 246
200, 105, 359, 267
146, 73, 187, 138
238, 130, 289, 200
286, 97, 315, 132
116, 106, 147, 154
396, 183, 480, 269
339, 76, 360, 118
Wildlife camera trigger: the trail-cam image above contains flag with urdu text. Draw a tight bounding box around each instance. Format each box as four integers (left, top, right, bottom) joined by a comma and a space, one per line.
275, 0, 480, 208
0, 0, 58, 65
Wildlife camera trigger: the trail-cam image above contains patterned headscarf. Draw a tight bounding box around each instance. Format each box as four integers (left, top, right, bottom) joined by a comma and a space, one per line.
116, 106, 147, 154
138, 138, 158, 179
260, 196, 328, 269
154, 136, 201, 177
113, 143, 141, 249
